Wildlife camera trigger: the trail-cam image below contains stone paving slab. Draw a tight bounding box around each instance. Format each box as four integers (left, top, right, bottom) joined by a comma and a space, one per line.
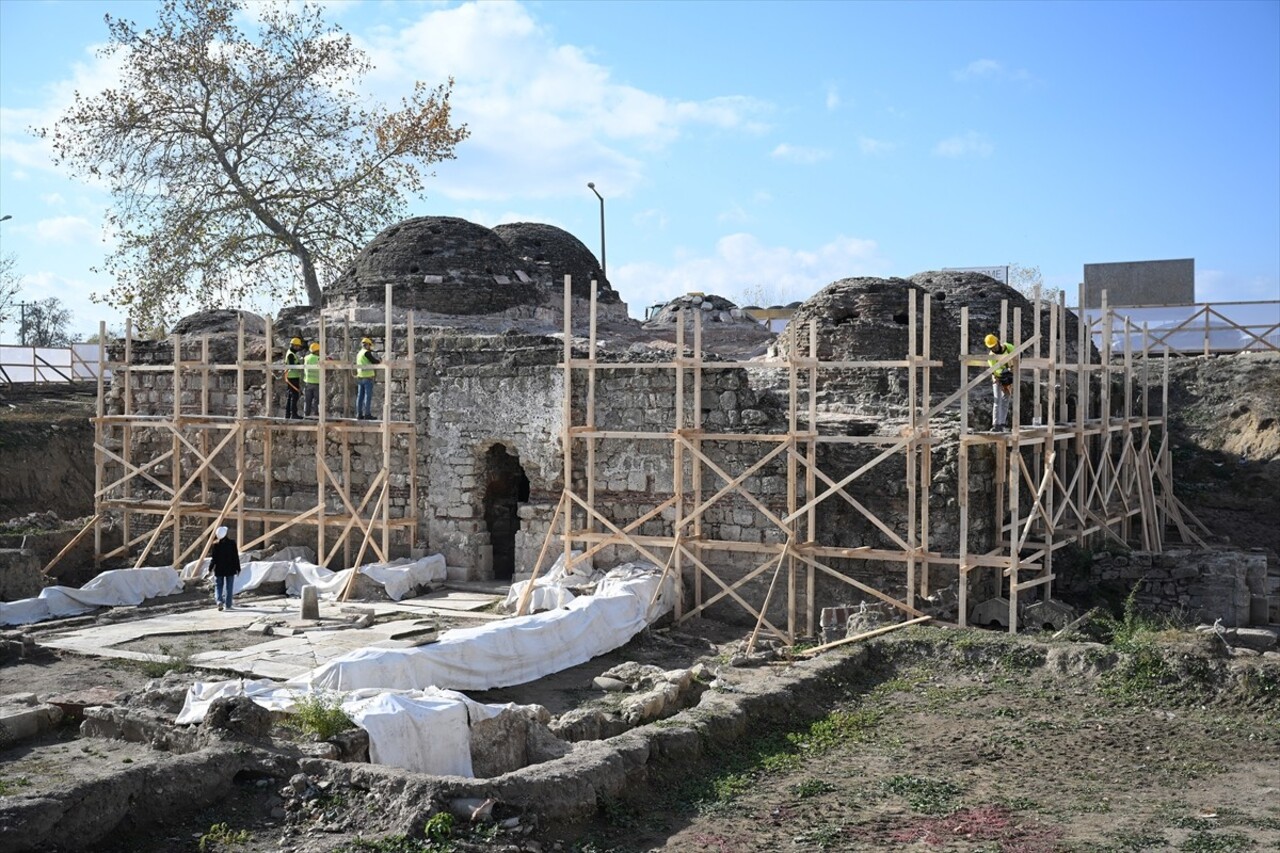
35, 589, 504, 679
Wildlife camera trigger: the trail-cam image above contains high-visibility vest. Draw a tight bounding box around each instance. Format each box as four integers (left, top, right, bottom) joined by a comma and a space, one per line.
304, 352, 321, 384
356, 347, 376, 379
285, 349, 302, 379
987, 342, 1015, 377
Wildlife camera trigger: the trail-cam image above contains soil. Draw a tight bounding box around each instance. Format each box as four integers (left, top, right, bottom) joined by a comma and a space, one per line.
4, 626, 1278, 853
0, 383, 96, 521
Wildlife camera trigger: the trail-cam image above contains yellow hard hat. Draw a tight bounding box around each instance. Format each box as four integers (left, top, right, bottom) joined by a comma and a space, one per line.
984, 334, 999, 348
309, 342, 320, 353
361, 337, 373, 346
290, 337, 303, 347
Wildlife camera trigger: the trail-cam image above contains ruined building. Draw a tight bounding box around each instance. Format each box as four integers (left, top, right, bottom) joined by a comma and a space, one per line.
90, 214, 1214, 637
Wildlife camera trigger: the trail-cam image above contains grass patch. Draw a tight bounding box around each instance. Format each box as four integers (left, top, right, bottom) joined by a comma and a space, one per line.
1178, 830, 1255, 852
792, 778, 836, 798
286, 692, 355, 741
0, 776, 33, 796
198, 822, 249, 851
878, 775, 962, 815
138, 639, 200, 678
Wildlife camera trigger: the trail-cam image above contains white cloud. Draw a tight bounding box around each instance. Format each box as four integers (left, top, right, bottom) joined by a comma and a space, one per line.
953, 58, 1033, 83
954, 59, 1003, 81
353, 2, 773, 202
40, 193, 65, 206
771, 143, 832, 165
857, 136, 893, 155
32, 215, 99, 245
0, 46, 127, 178
933, 131, 994, 158
633, 209, 668, 231
613, 232, 889, 314
826, 83, 841, 111
716, 204, 752, 225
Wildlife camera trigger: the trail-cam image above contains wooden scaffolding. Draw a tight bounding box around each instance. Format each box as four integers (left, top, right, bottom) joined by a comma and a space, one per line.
90, 284, 419, 573
536, 279, 1204, 638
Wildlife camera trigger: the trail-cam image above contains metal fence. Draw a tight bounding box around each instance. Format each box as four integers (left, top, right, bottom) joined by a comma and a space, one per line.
1081, 301, 1280, 356
0, 344, 106, 385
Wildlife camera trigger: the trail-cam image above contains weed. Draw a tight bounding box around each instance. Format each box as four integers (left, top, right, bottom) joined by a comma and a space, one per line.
286, 692, 355, 741
879, 775, 961, 815
197, 822, 249, 852
1105, 830, 1168, 850
338, 837, 439, 853
423, 812, 454, 843
139, 639, 199, 678
0, 776, 33, 796
1178, 830, 1255, 852
792, 822, 845, 849
792, 778, 836, 798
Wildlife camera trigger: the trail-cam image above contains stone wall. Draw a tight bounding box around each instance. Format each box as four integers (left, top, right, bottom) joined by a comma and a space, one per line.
1078, 548, 1276, 627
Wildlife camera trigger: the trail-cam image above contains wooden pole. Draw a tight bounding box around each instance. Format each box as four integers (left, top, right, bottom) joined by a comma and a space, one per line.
43, 515, 102, 577
796, 616, 933, 657
517, 491, 568, 616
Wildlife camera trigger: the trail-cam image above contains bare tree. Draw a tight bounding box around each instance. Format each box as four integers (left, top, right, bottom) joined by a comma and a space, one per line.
0, 253, 20, 333
1009, 263, 1063, 304
40, 0, 469, 329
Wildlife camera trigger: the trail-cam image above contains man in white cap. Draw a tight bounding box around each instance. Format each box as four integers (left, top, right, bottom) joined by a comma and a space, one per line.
210, 525, 241, 610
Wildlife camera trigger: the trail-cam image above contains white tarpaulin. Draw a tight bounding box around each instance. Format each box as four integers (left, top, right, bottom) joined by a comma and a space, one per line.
175, 681, 517, 776
299, 562, 674, 692
183, 555, 447, 602
175, 562, 674, 775
500, 550, 595, 614
0, 568, 184, 627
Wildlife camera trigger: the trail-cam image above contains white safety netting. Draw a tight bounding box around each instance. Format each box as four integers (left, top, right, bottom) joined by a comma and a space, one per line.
0, 568, 183, 627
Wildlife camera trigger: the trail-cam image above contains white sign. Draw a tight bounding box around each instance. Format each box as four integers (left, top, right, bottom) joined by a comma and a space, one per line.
943, 265, 1009, 284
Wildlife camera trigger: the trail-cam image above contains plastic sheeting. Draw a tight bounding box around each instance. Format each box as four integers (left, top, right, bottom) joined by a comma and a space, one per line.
0, 568, 183, 627
175, 681, 517, 776
500, 550, 595, 614
184, 555, 448, 602
298, 562, 674, 693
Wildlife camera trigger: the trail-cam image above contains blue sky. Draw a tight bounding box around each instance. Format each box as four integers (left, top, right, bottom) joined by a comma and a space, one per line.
1, 0, 1277, 339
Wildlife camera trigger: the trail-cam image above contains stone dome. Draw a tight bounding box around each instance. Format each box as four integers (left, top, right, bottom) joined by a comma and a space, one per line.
324, 216, 540, 315
779, 272, 1090, 411
642, 293, 750, 328
492, 222, 619, 304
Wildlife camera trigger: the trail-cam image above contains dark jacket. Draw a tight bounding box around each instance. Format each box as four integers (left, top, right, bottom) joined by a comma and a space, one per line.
210, 537, 241, 577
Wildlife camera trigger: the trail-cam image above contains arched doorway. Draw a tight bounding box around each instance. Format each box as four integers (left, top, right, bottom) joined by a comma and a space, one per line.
482, 444, 530, 580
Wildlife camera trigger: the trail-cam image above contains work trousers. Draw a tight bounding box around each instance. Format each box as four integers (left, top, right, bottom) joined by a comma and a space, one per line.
992, 381, 1011, 429
304, 384, 319, 417
356, 379, 375, 419
285, 379, 301, 419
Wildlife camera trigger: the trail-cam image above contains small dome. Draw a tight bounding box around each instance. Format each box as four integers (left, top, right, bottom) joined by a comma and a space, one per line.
778, 272, 1090, 410
324, 216, 539, 315
492, 222, 619, 304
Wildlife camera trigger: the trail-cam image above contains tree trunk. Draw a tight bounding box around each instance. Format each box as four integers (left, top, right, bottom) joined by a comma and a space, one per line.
298, 248, 322, 307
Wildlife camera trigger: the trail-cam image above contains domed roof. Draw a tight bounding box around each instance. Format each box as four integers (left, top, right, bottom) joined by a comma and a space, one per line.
779, 272, 1089, 410
324, 216, 540, 315
492, 222, 620, 304
642, 293, 749, 328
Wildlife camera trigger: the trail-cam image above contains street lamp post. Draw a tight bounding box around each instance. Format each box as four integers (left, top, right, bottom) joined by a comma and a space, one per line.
586, 182, 605, 284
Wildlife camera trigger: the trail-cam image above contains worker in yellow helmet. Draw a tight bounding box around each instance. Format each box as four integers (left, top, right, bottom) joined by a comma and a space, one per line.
354, 336, 382, 420
303, 342, 322, 418
985, 333, 1016, 431
283, 337, 304, 420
